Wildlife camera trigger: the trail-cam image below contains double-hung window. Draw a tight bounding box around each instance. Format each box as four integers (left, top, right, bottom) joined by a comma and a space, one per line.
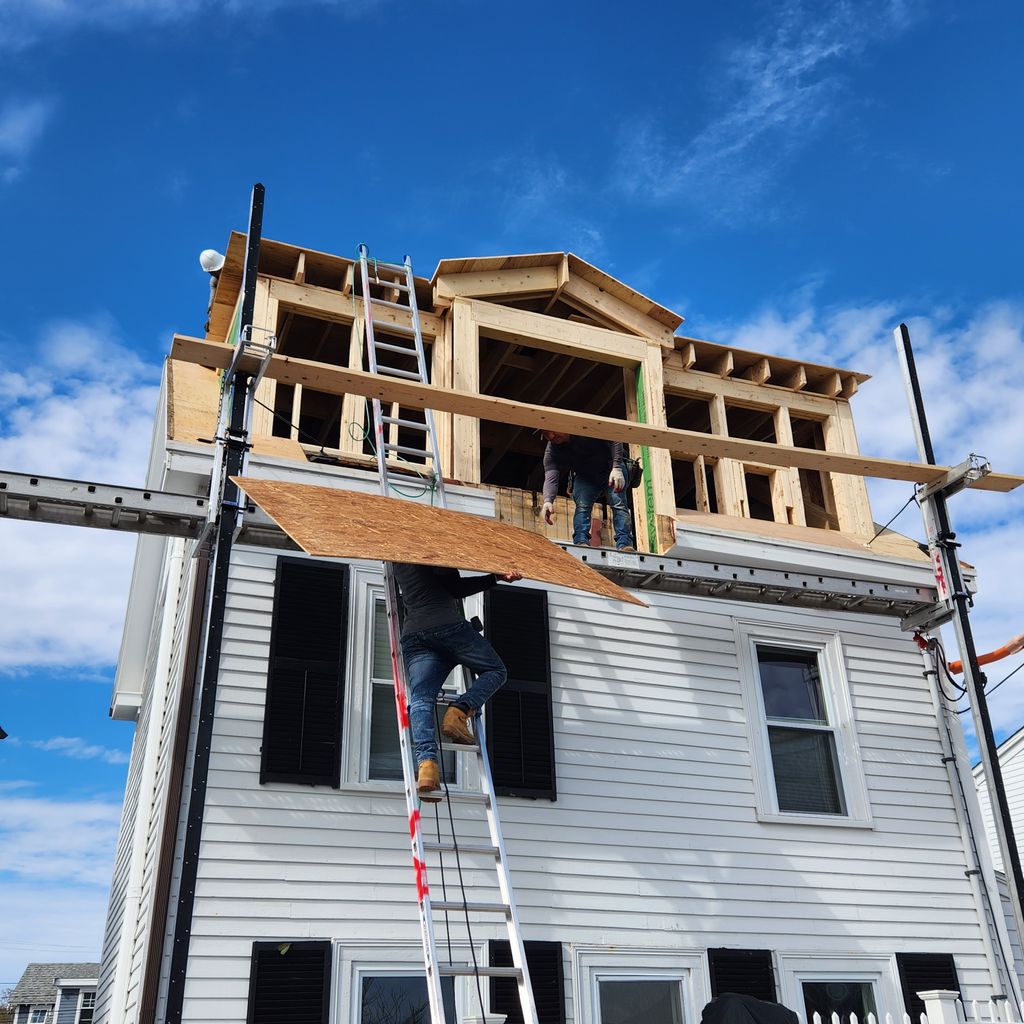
736, 622, 870, 826
77, 992, 95, 1024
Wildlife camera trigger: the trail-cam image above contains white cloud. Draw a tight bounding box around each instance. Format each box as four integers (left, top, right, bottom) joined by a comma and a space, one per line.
709, 294, 1024, 738
0, 96, 55, 183
0, 318, 160, 669
0, 0, 381, 50
30, 736, 130, 765
619, 0, 917, 218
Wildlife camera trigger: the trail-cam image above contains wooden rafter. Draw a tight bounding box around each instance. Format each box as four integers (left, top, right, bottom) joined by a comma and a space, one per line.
170, 335, 1024, 492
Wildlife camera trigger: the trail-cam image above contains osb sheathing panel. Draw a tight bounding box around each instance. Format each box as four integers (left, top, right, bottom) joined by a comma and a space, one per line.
166, 358, 308, 461
237, 476, 646, 606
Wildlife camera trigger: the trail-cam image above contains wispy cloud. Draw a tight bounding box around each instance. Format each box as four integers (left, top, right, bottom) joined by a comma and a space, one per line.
30, 736, 130, 765
0, 317, 160, 669
619, 0, 918, 220
0, 0, 382, 51
0, 96, 55, 183
707, 293, 1024, 740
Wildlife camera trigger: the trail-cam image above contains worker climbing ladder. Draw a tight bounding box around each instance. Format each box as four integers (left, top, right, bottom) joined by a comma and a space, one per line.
357, 244, 540, 1024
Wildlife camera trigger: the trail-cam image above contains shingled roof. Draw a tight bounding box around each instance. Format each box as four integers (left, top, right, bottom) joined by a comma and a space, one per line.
10, 964, 100, 1005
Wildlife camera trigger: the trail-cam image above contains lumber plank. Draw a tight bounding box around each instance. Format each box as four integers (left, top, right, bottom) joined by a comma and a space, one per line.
773, 407, 806, 527
171, 335, 1024, 492
237, 477, 644, 606
294, 251, 306, 285
434, 266, 560, 304
452, 300, 480, 482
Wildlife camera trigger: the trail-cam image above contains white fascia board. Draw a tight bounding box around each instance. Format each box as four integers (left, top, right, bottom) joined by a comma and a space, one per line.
669, 520, 940, 590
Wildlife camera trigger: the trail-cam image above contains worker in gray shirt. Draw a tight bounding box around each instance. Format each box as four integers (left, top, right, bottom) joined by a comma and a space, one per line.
393, 562, 523, 800
539, 430, 636, 551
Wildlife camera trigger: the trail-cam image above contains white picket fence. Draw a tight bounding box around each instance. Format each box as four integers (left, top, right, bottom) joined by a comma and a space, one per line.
802, 992, 1020, 1024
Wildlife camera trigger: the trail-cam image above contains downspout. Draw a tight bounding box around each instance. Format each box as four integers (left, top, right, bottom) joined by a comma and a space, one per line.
922, 644, 1023, 1010
108, 540, 185, 1024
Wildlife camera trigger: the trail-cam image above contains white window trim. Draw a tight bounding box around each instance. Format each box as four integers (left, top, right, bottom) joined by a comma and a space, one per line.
335, 939, 490, 1023
574, 945, 709, 1024
734, 619, 873, 828
777, 953, 902, 1024
342, 566, 477, 793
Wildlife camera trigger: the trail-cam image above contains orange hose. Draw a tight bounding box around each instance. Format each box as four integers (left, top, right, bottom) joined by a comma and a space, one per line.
949, 631, 1024, 674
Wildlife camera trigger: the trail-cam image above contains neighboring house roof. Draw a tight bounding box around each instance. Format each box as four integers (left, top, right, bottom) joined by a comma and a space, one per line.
972, 721, 1024, 774
10, 964, 100, 1005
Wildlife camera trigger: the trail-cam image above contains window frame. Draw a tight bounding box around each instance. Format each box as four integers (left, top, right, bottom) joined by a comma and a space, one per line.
573, 947, 708, 1024
776, 954, 902, 1024
77, 990, 96, 1024
735, 620, 872, 827
337, 940, 488, 1022
342, 567, 471, 792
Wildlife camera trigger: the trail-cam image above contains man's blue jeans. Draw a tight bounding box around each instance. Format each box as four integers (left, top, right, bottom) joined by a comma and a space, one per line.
572, 474, 635, 549
401, 620, 508, 767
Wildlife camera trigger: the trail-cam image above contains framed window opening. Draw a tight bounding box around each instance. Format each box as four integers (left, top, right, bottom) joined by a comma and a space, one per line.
78, 991, 96, 1024
735, 621, 871, 827
574, 947, 708, 1024
777, 955, 902, 1024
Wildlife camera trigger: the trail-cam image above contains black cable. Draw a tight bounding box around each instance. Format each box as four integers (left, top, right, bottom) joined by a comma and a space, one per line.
958, 662, 1024, 714
866, 490, 919, 546
251, 395, 327, 451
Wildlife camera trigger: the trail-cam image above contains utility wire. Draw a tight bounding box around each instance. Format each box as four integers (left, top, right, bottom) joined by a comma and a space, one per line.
958, 661, 1024, 715
867, 490, 919, 545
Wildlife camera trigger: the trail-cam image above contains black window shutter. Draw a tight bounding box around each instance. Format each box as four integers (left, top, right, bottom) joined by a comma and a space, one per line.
261, 558, 349, 786
896, 953, 960, 1020
708, 948, 777, 1002
484, 586, 555, 799
490, 940, 565, 1024
247, 940, 331, 1024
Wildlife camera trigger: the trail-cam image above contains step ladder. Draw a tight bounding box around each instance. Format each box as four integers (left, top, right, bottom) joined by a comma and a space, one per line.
357, 245, 540, 1024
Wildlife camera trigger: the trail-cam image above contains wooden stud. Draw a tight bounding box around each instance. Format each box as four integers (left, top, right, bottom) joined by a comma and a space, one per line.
773, 407, 806, 527
170, 335, 1024, 492
452, 299, 480, 482
249, 278, 278, 439
641, 344, 677, 536
741, 357, 772, 385
819, 371, 842, 398
840, 374, 859, 399
677, 342, 697, 370
339, 318, 366, 457
708, 394, 746, 517
294, 251, 306, 285
832, 403, 875, 535
431, 311, 454, 477
341, 264, 354, 296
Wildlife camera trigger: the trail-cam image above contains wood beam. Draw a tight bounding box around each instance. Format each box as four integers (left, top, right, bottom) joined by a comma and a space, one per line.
741, 358, 771, 385
452, 300, 479, 482
294, 251, 306, 285
560, 275, 675, 344
269, 279, 442, 338
170, 335, 1024, 492
710, 349, 734, 378
664, 362, 841, 416
434, 266, 561, 305
468, 297, 646, 367
781, 365, 808, 392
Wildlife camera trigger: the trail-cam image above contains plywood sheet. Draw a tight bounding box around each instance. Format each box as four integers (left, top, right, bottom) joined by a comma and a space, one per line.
237, 476, 646, 606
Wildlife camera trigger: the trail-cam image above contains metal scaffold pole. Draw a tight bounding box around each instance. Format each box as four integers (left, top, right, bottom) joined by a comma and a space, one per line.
895, 322, 1024, 1005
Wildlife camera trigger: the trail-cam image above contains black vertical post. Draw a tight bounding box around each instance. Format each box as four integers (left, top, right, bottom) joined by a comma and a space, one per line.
164, 184, 264, 1024
897, 322, 1024, 999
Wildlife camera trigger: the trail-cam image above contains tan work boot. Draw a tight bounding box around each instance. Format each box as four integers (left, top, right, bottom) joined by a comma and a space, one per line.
441, 706, 476, 746
417, 759, 442, 802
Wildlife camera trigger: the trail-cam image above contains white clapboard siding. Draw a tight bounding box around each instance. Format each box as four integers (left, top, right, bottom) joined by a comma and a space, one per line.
137, 541, 1000, 1024
974, 728, 1024, 874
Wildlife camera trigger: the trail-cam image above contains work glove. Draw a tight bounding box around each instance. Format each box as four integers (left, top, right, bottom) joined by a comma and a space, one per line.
542, 500, 555, 525
609, 468, 626, 493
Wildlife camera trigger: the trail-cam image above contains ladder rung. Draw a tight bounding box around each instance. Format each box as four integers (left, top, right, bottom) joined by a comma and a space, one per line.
370, 277, 411, 292
437, 965, 522, 979
440, 740, 479, 752
423, 840, 499, 856
371, 320, 417, 335
369, 259, 408, 273
383, 443, 432, 459
445, 791, 489, 805
373, 339, 418, 356
433, 900, 510, 915
381, 416, 429, 430
376, 365, 424, 380
370, 296, 411, 311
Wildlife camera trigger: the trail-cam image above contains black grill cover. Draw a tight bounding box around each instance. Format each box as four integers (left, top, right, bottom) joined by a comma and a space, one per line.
702, 993, 799, 1024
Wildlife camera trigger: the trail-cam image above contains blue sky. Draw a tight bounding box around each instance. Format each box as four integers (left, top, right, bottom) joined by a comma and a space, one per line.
2, 0, 1023, 991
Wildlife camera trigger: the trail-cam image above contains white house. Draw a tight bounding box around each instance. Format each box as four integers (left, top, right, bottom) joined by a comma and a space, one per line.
90, 237, 1021, 1024
10, 964, 99, 1024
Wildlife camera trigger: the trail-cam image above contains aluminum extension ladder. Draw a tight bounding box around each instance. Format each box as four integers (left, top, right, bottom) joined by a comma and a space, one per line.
357, 245, 540, 1024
